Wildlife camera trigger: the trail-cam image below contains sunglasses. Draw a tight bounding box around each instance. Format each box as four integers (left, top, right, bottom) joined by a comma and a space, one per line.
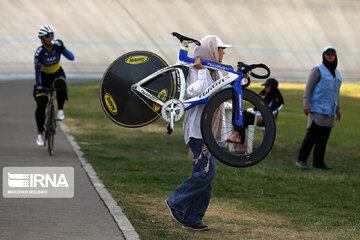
40, 33, 54, 39
324, 51, 336, 56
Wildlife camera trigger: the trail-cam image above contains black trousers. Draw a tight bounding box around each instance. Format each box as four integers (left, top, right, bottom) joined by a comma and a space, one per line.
34, 68, 67, 132
298, 121, 332, 167
35, 92, 66, 132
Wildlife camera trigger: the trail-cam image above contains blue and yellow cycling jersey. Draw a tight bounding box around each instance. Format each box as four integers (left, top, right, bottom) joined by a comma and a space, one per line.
34, 44, 74, 85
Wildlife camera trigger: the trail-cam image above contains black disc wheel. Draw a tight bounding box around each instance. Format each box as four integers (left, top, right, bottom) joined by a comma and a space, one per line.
201, 88, 276, 168
100, 51, 176, 128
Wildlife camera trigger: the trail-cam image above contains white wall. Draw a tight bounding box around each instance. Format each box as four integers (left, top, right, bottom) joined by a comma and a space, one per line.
0, 0, 359, 82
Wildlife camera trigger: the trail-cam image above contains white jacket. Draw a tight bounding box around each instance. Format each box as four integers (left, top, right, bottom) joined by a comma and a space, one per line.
183, 67, 224, 144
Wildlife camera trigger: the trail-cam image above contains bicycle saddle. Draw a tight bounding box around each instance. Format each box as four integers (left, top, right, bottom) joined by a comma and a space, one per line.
172, 32, 201, 46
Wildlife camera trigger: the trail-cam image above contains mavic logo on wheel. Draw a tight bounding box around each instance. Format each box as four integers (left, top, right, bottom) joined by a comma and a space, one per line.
125, 55, 149, 65
153, 89, 168, 112
104, 93, 118, 115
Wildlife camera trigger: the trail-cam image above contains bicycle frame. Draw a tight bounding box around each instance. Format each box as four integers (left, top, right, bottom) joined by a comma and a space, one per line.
131, 41, 246, 127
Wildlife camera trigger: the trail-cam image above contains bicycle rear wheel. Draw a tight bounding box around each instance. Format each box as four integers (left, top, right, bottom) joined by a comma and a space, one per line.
100, 51, 176, 128
201, 88, 276, 168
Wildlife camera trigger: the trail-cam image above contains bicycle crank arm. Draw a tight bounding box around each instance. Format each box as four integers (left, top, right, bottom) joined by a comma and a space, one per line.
166, 111, 175, 134
166, 124, 173, 134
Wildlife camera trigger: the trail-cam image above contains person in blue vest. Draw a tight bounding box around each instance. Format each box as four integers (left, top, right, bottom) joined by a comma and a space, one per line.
296, 46, 341, 170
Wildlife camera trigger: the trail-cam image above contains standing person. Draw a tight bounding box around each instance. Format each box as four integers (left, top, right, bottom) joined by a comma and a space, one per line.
34, 25, 75, 146
165, 35, 231, 231
296, 46, 341, 170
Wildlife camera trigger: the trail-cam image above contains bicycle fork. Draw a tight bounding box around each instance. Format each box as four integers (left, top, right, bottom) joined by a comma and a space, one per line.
231, 81, 244, 129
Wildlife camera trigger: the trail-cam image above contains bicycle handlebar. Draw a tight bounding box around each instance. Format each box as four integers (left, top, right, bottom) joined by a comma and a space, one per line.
34, 86, 66, 91
237, 62, 271, 79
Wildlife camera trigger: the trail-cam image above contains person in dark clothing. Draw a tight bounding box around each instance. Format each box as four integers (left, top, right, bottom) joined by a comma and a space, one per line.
227, 78, 284, 151
252, 78, 284, 126
34, 25, 75, 146
296, 46, 341, 170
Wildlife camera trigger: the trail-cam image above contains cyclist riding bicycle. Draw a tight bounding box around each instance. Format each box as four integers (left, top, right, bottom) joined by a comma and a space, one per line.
33, 25, 75, 146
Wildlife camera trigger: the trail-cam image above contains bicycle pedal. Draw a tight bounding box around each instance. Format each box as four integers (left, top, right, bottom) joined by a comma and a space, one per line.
166, 124, 173, 135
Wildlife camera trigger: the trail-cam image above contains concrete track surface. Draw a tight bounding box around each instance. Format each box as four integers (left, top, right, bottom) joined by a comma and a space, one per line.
0, 0, 359, 82
0, 80, 128, 239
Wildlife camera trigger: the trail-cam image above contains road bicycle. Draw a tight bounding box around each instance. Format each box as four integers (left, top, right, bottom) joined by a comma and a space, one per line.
100, 32, 276, 168
43, 87, 58, 156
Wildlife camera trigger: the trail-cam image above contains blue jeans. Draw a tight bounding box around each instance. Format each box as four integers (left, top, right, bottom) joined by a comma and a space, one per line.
167, 138, 216, 225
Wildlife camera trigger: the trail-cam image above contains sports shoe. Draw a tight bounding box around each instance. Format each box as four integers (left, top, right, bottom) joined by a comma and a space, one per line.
296, 161, 309, 169
36, 134, 44, 146
57, 110, 64, 120
165, 199, 186, 225
182, 223, 209, 231
313, 165, 332, 170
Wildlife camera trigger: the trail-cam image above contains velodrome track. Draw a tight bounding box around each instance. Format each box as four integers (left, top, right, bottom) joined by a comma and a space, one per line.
0, 0, 359, 82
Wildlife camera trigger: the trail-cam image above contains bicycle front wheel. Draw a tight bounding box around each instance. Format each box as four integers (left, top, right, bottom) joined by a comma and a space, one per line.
47, 104, 55, 156
100, 51, 176, 128
48, 132, 54, 156
201, 88, 276, 168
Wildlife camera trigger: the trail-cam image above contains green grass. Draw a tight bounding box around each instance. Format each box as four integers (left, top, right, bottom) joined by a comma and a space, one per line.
64, 81, 360, 240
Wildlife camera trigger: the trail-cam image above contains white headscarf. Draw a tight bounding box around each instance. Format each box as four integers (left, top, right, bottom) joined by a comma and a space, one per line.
199, 35, 220, 63
194, 35, 221, 82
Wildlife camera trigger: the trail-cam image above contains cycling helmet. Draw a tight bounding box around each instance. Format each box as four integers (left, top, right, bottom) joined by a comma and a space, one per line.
38, 25, 54, 39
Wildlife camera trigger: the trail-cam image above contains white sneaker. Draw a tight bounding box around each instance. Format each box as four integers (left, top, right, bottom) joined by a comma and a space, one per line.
57, 110, 65, 120
36, 134, 44, 146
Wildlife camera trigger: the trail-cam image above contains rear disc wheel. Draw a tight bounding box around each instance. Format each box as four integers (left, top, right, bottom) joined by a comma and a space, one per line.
100, 51, 176, 128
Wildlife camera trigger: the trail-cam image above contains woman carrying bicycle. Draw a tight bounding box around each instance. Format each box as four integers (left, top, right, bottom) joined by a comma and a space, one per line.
165, 35, 231, 231
33, 25, 75, 146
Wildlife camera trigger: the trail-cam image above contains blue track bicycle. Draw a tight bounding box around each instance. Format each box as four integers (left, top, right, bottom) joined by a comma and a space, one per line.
100, 32, 276, 168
